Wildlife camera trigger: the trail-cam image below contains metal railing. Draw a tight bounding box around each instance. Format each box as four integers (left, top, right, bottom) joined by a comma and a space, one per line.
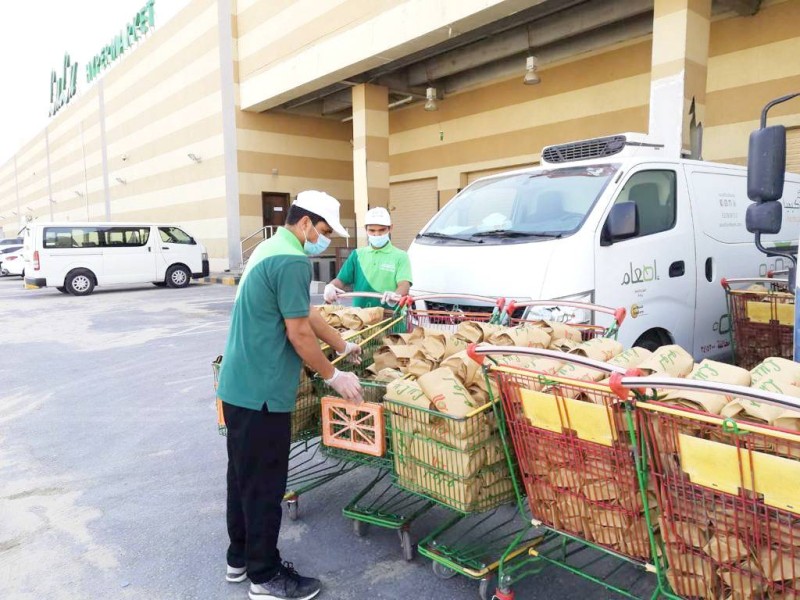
240, 226, 275, 269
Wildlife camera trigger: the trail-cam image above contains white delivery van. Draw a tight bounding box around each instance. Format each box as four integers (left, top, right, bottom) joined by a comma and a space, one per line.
23, 222, 209, 296
408, 133, 800, 360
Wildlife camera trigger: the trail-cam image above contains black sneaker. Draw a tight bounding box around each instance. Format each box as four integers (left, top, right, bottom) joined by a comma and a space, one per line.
248, 562, 321, 600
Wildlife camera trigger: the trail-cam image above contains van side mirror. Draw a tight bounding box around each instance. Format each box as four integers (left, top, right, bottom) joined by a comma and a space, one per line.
747, 125, 786, 203
746, 201, 783, 235
602, 202, 638, 246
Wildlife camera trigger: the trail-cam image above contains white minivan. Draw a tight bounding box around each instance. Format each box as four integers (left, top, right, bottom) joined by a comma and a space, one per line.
23, 222, 209, 295
408, 133, 800, 360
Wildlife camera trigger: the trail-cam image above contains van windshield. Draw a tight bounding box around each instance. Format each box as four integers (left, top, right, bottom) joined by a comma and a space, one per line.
421, 164, 619, 242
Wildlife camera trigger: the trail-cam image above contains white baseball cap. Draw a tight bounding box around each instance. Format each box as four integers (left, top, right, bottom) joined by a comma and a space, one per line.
293, 190, 349, 238
365, 207, 392, 227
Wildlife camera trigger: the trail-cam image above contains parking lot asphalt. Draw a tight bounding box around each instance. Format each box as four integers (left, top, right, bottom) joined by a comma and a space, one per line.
0, 276, 654, 600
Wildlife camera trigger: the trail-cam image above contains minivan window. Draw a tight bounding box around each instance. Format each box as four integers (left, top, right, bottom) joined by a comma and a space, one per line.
159, 227, 194, 244
44, 227, 102, 248
421, 164, 619, 243
102, 227, 150, 247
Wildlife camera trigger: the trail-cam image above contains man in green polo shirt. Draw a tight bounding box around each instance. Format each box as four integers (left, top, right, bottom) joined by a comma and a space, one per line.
217, 190, 362, 600
323, 207, 412, 308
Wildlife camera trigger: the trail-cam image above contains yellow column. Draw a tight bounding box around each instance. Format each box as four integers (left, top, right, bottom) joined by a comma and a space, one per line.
649, 0, 711, 158
351, 84, 389, 248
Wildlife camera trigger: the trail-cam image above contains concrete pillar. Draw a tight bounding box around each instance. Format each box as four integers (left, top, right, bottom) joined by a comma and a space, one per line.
351, 84, 389, 248
648, 0, 711, 158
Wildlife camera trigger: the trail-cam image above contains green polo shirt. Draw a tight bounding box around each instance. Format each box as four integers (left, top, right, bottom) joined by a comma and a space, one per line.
217, 227, 311, 412
337, 242, 413, 308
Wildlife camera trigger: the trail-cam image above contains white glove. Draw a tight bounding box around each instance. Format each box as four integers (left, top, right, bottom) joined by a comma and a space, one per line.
324, 369, 363, 403
324, 283, 345, 304
337, 341, 363, 365
381, 291, 402, 307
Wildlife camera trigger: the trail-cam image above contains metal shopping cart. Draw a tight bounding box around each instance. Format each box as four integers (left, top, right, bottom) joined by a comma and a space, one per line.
469, 342, 660, 600
722, 277, 793, 369
394, 298, 629, 599
611, 375, 800, 600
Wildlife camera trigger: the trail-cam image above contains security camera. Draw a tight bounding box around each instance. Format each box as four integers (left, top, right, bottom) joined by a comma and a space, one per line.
121, 154, 128, 161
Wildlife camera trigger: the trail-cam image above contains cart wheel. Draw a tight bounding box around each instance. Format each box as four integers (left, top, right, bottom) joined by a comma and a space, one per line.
399, 528, 414, 562
286, 499, 299, 521
431, 561, 458, 579
353, 519, 369, 537
478, 575, 497, 600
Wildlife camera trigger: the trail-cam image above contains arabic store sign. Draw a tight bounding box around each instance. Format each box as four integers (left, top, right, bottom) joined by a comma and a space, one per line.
87, 0, 155, 83
49, 53, 79, 117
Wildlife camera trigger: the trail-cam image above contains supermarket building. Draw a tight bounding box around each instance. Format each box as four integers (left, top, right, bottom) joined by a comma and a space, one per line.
1, 0, 799, 273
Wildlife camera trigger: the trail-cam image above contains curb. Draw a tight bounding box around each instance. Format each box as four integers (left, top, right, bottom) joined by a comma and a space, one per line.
199, 275, 240, 286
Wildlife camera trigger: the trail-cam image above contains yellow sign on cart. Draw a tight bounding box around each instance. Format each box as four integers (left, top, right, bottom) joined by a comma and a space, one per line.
520, 388, 617, 447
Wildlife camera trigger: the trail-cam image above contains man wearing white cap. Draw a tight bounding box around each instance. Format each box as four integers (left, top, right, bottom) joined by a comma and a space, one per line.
217, 190, 362, 600
324, 207, 412, 308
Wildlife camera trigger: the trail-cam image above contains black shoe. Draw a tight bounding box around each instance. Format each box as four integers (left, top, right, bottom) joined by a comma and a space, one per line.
248, 562, 321, 600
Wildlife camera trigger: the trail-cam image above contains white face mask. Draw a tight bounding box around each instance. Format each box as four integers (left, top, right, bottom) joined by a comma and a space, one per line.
368, 233, 390, 248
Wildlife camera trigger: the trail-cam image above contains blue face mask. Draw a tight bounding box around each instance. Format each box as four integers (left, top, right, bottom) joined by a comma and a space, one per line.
368, 233, 390, 248
303, 225, 330, 256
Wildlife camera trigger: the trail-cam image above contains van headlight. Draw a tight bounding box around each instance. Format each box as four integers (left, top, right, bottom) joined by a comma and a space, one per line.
525, 291, 594, 325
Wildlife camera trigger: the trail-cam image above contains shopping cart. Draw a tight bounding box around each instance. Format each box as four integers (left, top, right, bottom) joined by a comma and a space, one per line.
612, 375, 800, 600
722, 277, 793, 369
210, 305, 405, 520
399, 298, 628, 599
469, 344, 660, 600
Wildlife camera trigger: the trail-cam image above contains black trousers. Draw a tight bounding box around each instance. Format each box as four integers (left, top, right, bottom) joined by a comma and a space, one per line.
224, 401, 291, 584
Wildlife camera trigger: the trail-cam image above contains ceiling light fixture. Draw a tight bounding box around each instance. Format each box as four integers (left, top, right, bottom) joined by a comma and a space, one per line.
424, 86, 438, 112
524, 56, 541, 85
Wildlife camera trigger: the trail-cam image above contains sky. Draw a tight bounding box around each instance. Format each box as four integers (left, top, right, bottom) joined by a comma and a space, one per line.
0, 0, 190, 165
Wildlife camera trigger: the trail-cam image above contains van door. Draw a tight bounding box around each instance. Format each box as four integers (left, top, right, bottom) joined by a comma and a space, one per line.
594, 165, 697, 352
100, 226, 158, 284
157, 226, 200, 274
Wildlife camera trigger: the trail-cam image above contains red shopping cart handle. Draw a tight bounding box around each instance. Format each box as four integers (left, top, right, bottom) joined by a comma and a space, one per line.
467, 344, 629, 374
613, 375, 800, 411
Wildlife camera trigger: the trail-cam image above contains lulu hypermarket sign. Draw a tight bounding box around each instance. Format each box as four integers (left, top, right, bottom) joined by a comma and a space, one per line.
48, 0, 155, 116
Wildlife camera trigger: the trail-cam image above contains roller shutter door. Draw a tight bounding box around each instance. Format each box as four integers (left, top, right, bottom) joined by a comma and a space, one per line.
389, 178, 437, 250
787, 128, 800, 174
466, 162, 537, 185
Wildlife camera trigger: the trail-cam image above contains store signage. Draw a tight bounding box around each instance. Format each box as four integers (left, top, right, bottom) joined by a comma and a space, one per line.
49, 53, 79, 117
86, 0, 155, 83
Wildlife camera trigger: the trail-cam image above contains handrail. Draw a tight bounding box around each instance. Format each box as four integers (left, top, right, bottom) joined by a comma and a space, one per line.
240, 226, 276, 266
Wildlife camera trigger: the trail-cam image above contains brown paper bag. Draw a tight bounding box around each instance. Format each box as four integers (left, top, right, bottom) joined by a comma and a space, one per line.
383, 333, 414, 346
529, 320, 583, 343
411, 437, 486, 478
416, 465, 482, 509
403, 354, 438, 378
484, 437, 505, 464
292, 394, 319, 438
385, 379, 432, 421
549, 338, 582, 353
721, 396, 788, 425
586, 504, 629, 529
418, 416, 493, 449
324, 311, 345, 328
757, 545, 800, 582
479, 463, 511, 487
581, 479, 623, 503
372, 368, 404, 383
702, 532, 750, 563
570, 338, 624, 362
439, 350, 481, 386
637, 345, 695, 378
455, 321, 503, 343
772, 409, 800, 432
488, 325, 551, 349
607, 347, 653, 369
621, 519, 652, 559
718, 559, 765, 600
480, 476, 515, 501
661, 359, 751, 414
373, 345, 420, 371
751, 357, 800, 387
661, 517, 710, 549
556, 361, 606, 385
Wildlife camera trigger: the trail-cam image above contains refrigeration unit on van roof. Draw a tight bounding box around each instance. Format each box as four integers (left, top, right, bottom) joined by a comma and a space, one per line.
541, 133, 666, 165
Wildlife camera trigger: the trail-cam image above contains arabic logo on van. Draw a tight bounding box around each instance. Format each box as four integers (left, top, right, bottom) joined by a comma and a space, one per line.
713, 313, 731, 335
621, 261, 658, 286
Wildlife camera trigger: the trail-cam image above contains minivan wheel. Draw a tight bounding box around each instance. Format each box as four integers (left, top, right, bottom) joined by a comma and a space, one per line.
166, 265, 191, 288
66, 269, 96, 296
634, 329, 670, 352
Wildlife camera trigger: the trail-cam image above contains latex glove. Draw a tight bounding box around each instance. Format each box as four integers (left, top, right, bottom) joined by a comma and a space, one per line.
337, 341, 363, 365
323, 283, 345, 304
324, 369, 363, 403
381, 291, 402, 307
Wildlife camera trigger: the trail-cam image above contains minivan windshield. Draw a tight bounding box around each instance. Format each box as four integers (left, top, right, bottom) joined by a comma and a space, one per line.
421, 164, 619, 242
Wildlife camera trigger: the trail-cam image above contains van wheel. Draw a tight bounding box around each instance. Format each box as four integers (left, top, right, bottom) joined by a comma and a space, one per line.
56, 286, 69, 294
166, 265, 190, 288
65, 269, 96, 296
634, 329, 671, 352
